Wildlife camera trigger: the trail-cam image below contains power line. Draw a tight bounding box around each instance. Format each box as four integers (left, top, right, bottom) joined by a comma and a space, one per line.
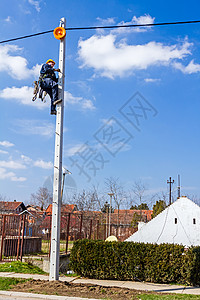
1, 19, 200, 45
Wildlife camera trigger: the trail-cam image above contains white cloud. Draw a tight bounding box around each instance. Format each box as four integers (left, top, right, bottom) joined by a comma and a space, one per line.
96, 17, 116, 25
11, 176, 27, 182
4, 16, 12, 23
78, 35, 192, 78
173, 60, 200, 74
34, 160, 53, 169
0, 168, 15, 180
0, 86, 47, 109
100, 118, 117, 126
0, 160, 26, 169
0, 141, 14, 147
0, 167, 26, 182
13, 119, 54, 138
0, 45, 41, 80
65, 91, 96, 110
65, 144, 84, 157
144, 78, 161, 83
0, 86, 95, 112
112, 14, 155, 34
28, 0, 41, 12
21, 154, 32, 164
0, 150, 8, 154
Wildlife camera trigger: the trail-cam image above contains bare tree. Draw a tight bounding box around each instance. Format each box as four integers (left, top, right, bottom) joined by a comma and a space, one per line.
105, 176, 127, 225
147, 191, 168, 210
30, 187, 53, 210
71, 188, 102, 212
89, 184, 105, 211
131, 180, 147, 206
0, 194, 7, 201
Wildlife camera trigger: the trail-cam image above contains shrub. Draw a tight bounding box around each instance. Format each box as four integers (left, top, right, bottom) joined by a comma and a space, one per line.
70, 239, 200, 285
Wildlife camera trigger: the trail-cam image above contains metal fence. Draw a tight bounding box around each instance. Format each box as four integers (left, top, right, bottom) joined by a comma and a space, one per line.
0, 212, 137, 260
0, 214, 42, 262
41, 212, 137, 256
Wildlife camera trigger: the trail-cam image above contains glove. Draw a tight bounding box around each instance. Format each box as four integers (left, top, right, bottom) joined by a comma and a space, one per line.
53, 68, 61, 72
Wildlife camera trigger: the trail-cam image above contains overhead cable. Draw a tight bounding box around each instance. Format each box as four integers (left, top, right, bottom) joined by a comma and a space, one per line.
1, 19, 200, 44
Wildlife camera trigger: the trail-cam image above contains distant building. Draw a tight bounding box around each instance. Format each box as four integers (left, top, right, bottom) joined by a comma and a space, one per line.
45, 203, 78, 215
113, 209, 153, 224
26, 205, 45, 226
0, 200, 26, 214
126, 197, 200, 247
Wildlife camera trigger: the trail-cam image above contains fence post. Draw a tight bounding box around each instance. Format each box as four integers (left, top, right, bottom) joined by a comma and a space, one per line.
89, 219, 92, 239
65, 213, 71, 254
20, 215, 26, 261
0, 215, 6, 261
16, 215, 22, 260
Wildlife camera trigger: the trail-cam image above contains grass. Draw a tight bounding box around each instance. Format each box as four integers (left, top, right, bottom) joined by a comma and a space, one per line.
41, 240, 73, 254
0, 261, 47, 274
138, 294, 200, 299
0, 277, 30, 290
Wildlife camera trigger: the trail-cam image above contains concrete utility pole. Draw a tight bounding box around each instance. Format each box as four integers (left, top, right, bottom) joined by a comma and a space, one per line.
49, 17, 66, 281
167, 177, 174, 206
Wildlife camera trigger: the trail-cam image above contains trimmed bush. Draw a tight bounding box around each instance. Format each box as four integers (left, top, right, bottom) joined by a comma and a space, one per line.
70, 239, 200, 285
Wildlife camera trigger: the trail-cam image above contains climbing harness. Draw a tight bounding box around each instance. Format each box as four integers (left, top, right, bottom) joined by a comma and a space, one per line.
32, 81, 39, 101
32, 80, 47, 102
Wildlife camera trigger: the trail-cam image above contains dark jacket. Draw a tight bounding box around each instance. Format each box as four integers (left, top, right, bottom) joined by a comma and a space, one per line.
40, 63, 57, 82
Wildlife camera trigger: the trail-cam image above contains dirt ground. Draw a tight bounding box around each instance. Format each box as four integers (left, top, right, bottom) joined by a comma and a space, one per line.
11, 279, 155, 299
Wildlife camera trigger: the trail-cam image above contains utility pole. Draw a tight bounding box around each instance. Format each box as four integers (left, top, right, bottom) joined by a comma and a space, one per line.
167, 177, 174, 206
177, 174, 181, 198
49, 17, 66, 281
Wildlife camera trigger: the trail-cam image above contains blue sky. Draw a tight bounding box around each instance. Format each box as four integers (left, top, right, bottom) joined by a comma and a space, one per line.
1, 0, 200, 206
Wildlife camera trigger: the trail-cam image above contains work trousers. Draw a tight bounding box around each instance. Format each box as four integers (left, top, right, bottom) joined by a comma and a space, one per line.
40, 78, 58, 112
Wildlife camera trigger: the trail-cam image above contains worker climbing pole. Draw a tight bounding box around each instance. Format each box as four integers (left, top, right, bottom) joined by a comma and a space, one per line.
49, 17, 66, 281
32, 58, 62, 114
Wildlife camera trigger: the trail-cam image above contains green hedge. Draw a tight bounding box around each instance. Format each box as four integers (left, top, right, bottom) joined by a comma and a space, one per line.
70, 239, 200, 286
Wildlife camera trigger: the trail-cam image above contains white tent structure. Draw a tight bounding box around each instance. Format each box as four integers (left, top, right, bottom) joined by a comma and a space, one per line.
126, 197, 200, 247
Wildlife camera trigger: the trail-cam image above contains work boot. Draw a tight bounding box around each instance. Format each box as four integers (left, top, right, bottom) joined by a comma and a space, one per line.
53, 99, 62, 105
51, 110, 57, 115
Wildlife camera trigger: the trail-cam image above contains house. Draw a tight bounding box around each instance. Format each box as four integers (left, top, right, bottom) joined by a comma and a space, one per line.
113, 209, 153, 224
45, 203, 78, 215
126, 196, 200, 247
0, 200, 26, 214
26, 205, 45, 226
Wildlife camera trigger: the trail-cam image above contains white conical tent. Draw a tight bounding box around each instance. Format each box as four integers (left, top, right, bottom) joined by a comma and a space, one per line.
126, 197, 200, 247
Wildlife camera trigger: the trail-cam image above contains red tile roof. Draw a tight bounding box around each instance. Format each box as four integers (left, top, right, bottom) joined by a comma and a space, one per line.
0, 201, 26, 211
46, 204, 77, 214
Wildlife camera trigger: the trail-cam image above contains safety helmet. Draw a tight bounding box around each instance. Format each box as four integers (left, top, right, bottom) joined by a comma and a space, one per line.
46, 59, 55, 65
